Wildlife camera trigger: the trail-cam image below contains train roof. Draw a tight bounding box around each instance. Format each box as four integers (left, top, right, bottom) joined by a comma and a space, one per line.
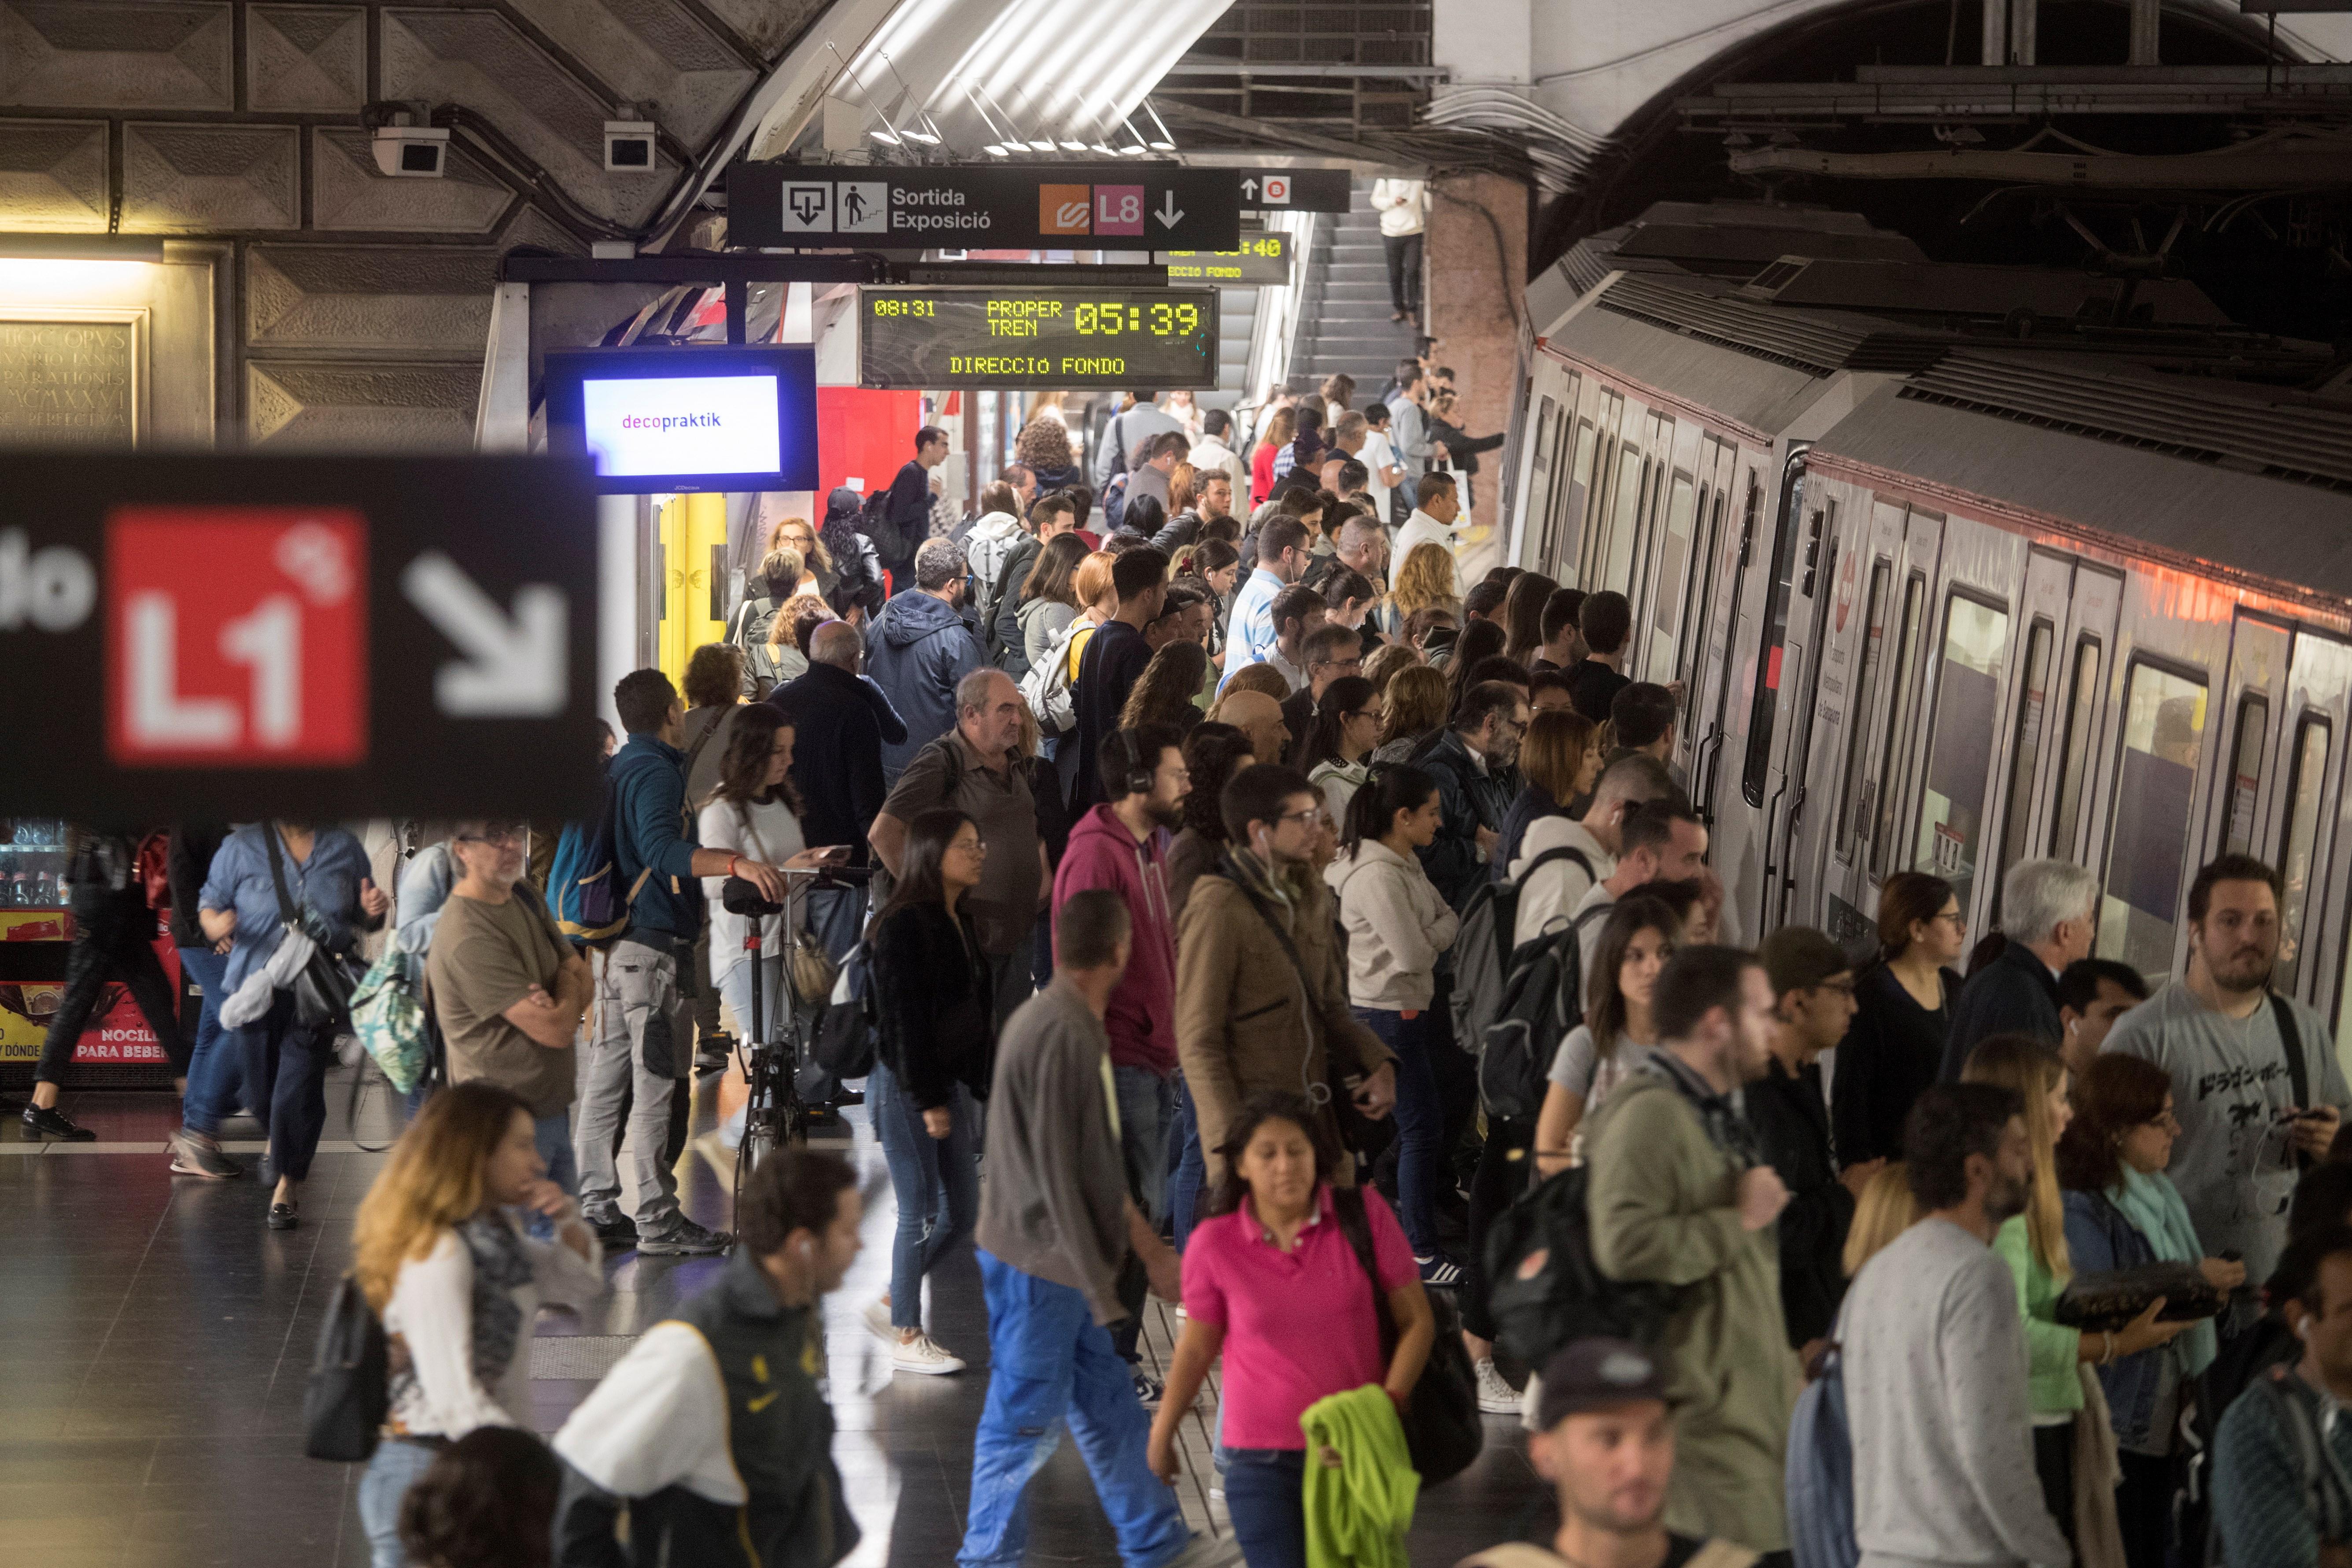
1813, 359, 2352, 605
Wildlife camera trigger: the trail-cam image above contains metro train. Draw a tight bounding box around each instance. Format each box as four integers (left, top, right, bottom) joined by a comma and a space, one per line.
1493, 200, 2352, 1060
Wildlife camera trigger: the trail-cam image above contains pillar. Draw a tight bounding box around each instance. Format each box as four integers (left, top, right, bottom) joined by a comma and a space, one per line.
1425, 172, 1529, 587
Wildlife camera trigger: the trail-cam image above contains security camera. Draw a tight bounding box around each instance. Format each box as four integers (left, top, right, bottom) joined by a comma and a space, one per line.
604, 120, 656, 173
373, 125, 449, 178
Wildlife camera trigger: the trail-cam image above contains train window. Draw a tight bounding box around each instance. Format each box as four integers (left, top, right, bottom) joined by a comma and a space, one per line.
1682, 483, 1731, 696
1911, 592, 2011, 918
1740, 456, 1812, 809
2098, 660, 2208, 984
1870, 572, 1929, 878
1835, 561, 1893, 856
1522, 394, 1558, 565
1564, 420, 1598, 573
1647, 474, 1698, 679
2278, 716, 2331, 993
2049, 637, 2104, 858
1993, 620, 2055, 912
2223, 696, 2270, 857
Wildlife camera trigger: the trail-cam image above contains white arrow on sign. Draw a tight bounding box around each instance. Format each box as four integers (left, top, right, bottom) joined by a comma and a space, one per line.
400, 551, 568, 717
1155, 190, 1185, 229
1240, 176, 1259, 200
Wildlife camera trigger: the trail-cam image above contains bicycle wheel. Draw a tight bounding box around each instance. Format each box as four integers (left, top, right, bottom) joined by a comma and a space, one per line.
347, 1055, 410, 1152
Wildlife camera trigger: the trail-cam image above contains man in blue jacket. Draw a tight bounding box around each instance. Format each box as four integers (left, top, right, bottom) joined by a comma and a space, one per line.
574, 668, 792, 1254
866, 538, 986, 787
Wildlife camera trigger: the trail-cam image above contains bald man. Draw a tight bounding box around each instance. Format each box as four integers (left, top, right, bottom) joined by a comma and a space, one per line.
1209, 688, 1289, 772
766, 617, 906, 874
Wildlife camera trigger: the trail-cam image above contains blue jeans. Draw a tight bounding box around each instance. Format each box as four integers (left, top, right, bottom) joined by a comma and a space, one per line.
1113, 1066, 1174, 1226
177, 945, 239, 1130
869, 1058, 979, 1332
528, 1110, 577, 1242
357, 1436, 440, 1568
1170, 1077, 1207, 1252
959, 1251, 1193, 1568
1355, 1006, 1444, 1257
1223, 1447, 1309, 1568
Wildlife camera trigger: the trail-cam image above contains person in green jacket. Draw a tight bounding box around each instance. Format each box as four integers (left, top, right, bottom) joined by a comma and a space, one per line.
1585, 946, 1795, 1557
1961, 1033, 2187, 1550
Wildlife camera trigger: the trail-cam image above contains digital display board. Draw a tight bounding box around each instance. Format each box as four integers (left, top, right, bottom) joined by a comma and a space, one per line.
1160, 233, 1290, 285
542, 347, 819, 494
857, 288, 1218, 390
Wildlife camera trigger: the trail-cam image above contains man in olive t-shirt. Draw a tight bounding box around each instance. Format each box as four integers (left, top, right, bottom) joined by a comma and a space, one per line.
425, 822, 592, 1190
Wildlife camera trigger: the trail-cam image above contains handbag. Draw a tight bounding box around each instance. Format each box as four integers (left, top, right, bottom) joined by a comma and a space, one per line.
811, 941, 878, 1079
263, 824, 360, 1031
1330, 1184, 1484, 1485
2054, 1262, 2225, 1332
734, 801, 838, 1005
303, 1273, 389, 1462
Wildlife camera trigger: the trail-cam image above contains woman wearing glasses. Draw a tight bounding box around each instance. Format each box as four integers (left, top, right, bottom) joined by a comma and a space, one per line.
1830, 871, 1969, 1170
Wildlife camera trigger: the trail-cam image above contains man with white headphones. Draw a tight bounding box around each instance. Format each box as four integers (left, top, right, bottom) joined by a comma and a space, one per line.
552, 1147, 865, 1568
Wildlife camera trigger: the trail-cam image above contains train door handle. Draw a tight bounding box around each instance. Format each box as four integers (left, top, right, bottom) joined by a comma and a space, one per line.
1695, 730, 1727, 824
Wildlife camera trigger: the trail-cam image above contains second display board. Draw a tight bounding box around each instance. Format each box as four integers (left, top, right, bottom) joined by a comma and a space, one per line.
858, 287, 1218, 389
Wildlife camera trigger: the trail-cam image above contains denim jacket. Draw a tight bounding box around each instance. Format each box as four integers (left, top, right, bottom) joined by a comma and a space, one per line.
2062, 1187, 2163, 1446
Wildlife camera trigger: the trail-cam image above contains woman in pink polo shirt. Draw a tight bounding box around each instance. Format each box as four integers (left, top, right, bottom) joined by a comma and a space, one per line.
1145, 1092, 1434, 1568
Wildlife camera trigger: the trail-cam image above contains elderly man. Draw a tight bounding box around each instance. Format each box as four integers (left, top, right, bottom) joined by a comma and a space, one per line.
1393, 470, 1465, 596
1279, 622, 1366, 760
1207, 686, 1289, 771
765, 619, 904, 870
871, 668, 1049, 1023
1940, 858, 2099, 1076
867, 537, 986, 785
1126, 429, 1190, 517
1303, 511, 1388, 595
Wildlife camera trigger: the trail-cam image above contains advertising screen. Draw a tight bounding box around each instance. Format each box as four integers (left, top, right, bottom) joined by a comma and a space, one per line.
544, 347, 820, 494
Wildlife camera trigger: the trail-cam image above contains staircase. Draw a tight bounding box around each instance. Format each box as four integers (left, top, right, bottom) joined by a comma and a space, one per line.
1288, 182, 1419, 393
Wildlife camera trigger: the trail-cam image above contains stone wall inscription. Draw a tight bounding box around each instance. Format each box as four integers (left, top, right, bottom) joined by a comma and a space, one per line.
0, 321, 136, 445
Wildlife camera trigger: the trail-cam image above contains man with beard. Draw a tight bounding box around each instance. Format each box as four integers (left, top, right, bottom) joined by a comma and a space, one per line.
2105, 853, 2348, 1323
1585, 947, 1794, 1557
1052, 723, 1191, 1400
1456, 1338, 1759, 1568
1843, 1083, 2071, 1568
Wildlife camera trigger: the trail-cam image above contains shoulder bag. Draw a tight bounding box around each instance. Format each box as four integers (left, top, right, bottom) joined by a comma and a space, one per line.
1330, 1184, 1484, 1486
264, 825, 362, 1032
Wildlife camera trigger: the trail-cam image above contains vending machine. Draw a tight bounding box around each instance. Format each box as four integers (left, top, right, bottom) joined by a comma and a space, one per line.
0, 821, 181, 1085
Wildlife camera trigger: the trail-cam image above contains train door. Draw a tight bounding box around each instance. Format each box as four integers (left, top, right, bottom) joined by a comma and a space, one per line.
1575, 389, 1627, 588
1690, 458, 1764, 826
1765, 493, 1858, 933
1983, 550, 2077, 930
1735, 448, 1835, 938
1856, 505, 1947, 913
1622, 411, 1677, 641
1637, 443, 1703, 687
2269, 632, 2352, 1038
1679, 443, 1744, 796
1813, 496, 1910, 953
2205, 615, 2291, 871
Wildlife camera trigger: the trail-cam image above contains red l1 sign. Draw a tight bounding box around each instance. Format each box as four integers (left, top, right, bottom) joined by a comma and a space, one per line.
106, 507, 370, 767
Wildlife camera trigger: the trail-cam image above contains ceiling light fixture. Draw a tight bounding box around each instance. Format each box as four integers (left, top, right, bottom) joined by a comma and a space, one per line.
1141, 100, 1178, 152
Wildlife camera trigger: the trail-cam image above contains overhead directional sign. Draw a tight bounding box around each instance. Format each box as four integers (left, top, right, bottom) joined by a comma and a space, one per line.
1159, 232, 1292, 285
0, 454, 601, 823
727, 162, 1242, 251
1234, 168, 1352, 213
859, 287, 1218, 389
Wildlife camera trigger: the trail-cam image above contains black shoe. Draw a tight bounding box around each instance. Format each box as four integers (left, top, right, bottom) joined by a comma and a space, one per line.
266, 1202, 299, 1231
22, 1104, 96, 1142
636, 1218, 731, 1257
587, 1211, 639, 1250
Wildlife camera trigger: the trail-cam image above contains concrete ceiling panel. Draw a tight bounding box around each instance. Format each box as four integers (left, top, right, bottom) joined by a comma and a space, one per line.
121, 122, 299, 230
248, 4, 366, 111
0, 117, 106, 228
0, 0, 231, 109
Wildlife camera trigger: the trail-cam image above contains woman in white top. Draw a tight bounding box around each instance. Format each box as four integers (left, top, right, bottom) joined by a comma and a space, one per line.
698, 704, 837, 1169
1300, 675, 1382, 828
1532, 893, 1683, 1177
353, 1081, 604, 1568
1326, 763, 1461, 1283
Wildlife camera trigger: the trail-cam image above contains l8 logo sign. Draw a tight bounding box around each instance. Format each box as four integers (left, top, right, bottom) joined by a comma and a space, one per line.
106, 507, 368, 766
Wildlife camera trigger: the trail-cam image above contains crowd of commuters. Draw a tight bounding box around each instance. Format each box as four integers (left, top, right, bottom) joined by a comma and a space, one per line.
37, 396, 2352, 1568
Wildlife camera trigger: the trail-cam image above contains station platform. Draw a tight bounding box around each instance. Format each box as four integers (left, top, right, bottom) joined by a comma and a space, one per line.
1, 1070, 1546, 1568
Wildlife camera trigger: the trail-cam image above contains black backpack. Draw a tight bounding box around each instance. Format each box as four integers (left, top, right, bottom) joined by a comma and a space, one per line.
1478, 918, 1583, 1122
304, 1274, 389, 1462
811, 938, 878, 1080
1449, 843, 1592, 1063
1332, 1186, 1484, 1485
859, 484, 910, 568
1483, 1164, 1684, 1370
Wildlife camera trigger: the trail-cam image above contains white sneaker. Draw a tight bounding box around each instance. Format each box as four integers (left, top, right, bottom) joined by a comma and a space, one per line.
860, 1297, 896, 1346
890, 1332, 966, 1376
1474, 1357, 1520, 1415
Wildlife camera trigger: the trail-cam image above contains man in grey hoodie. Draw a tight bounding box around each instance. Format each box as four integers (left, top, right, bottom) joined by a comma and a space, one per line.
960, 891, 1236, 1568
864, 537, 986, 786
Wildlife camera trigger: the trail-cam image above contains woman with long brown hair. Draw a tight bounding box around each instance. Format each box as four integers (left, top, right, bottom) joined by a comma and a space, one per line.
864, 808, 993, 1376
1015, 413, 1080, 490
1118, 641, 1210, 735
1831, 871, 1972, 1167
1964, 1034, 2188, 1550
1015, 530, 1091, 675
2056, 1053, 2242, 1568
353, 1082, 601, 1568
1501, 569, 1559, 667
